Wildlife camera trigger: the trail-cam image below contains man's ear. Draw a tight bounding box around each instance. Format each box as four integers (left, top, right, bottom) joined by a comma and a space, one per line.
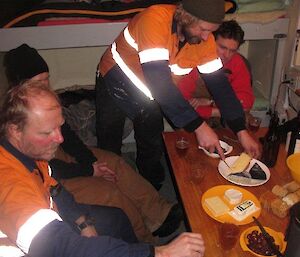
7, 124, 22, 141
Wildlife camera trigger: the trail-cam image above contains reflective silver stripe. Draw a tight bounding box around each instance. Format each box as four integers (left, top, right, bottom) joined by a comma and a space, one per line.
111, 42, 154, 100
0, 230, 7, 238
123, 27, 138, 51
139, 48, 169, 64
0, 230, 24, 256
169, 64, 193, 76
197, 58, 223, 74
48, 165, 52, 176
16, 209, 62, 253
47, 166, 54, 209
0, 246, 25, 257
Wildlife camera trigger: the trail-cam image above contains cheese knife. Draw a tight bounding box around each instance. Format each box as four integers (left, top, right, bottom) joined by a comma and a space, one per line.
252, 216, 284, 257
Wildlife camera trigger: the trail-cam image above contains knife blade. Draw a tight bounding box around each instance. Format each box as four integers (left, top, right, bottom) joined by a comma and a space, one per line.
252, 216, 283, 257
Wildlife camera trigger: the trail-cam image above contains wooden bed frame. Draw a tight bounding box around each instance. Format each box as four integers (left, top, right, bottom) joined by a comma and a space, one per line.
0, 18, 289, 50
0, 17, 290, 109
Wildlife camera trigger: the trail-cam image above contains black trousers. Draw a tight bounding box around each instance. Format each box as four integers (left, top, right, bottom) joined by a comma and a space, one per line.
95, 66, 165, 188
28, 208, 151, 257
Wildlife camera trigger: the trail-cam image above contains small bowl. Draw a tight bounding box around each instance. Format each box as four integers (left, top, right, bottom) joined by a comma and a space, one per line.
287, 153, 300, 183
240, 226, 286, 257
198, 140, 233, 158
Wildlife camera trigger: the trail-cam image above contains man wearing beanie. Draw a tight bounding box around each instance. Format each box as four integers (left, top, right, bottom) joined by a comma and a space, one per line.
3, 44, 49, 87
96, 0, 260, 190
1, 46, 206, 257
3, 44, 185, 243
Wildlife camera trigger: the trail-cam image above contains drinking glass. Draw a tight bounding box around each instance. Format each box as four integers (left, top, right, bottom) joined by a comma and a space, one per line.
175, 136, 189, 155
219, 222, 240, 251
248, 116, 262, 133
190, 168, 205, 184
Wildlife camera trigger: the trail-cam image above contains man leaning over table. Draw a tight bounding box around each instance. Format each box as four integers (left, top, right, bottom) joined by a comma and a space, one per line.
178, 20, 255, 119
95, 0, 261, 190
0, 81, 205, 257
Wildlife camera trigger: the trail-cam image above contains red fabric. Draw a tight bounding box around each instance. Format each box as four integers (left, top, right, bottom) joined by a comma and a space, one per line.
225, 54, 254, 111
178, 53, 254, 119
37, 18, 129, 26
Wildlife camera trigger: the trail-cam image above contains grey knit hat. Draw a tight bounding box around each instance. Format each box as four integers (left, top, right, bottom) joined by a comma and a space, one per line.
182, 0, 225, 24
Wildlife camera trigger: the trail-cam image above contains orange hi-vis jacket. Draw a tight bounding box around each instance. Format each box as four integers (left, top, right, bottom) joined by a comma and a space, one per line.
0, 145, 61, 254
100, 4, 220, 96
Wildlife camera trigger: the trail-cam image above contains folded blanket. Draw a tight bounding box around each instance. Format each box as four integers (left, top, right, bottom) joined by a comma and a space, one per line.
235, 0, 292, 13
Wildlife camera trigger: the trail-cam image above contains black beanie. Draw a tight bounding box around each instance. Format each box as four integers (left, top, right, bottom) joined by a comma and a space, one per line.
3, 44, 49, 86
182, 0, 225, 24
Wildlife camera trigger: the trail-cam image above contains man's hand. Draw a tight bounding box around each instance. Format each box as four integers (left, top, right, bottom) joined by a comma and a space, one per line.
92, 161, 118, 183
80, 225, 98, 238
155, 232, 205, 257
237, 130, 261, 159
195, 122, 225, 160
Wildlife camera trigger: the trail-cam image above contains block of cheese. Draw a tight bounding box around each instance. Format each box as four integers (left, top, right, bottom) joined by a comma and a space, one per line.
224, 188, 243, 205
230, 153, 251, 173
204, 196, 230, 217
229, 199, 259, 221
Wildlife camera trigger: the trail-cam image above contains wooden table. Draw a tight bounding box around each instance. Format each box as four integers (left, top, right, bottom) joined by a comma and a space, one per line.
163, 128, 291, 257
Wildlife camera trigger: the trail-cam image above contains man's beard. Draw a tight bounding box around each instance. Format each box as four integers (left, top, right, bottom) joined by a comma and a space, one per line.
181, 26, 202, 45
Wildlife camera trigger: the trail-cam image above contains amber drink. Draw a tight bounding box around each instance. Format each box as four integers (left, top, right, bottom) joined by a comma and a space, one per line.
219, 223, 240, 251
175, 137, 189, 155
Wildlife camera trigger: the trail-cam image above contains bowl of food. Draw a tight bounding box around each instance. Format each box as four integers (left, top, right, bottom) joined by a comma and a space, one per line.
198, 140, 233, 158
287, 153, 300, 183
240, 226, 286, 256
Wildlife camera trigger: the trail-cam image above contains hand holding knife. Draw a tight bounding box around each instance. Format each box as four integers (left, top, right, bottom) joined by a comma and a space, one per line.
252, 216, 284, 257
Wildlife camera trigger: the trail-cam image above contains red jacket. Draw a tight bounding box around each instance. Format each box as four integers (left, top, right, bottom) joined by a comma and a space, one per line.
178, 53, 254, 119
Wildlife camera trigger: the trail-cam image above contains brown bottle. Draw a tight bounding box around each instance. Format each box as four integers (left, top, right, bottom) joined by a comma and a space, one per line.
261, 112, 280, 167
287, 111, 300, 156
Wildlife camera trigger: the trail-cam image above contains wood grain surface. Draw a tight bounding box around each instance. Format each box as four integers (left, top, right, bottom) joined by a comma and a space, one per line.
163, 128, 290, 257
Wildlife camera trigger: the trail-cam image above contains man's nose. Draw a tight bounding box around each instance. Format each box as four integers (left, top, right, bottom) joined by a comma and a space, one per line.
201, 31, 210, 41
224, 49, 231, 59
53, 128, 64, 144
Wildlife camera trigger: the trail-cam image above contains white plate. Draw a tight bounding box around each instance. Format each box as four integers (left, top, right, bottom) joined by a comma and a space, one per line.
218, 156, 270, 187
198, 140, 233, 158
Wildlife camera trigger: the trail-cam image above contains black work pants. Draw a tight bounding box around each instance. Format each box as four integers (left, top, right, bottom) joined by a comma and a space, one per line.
95, 66, 165, 189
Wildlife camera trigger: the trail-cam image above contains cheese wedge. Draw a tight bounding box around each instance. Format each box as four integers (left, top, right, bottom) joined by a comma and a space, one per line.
230, 153, 251, 173
204, 196, 230, 217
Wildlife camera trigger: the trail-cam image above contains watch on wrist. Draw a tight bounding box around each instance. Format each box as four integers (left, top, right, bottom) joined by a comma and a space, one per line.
77, 217, 95, 231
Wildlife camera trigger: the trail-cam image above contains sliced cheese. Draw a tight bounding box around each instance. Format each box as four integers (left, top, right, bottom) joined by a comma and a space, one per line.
230, 153, 251, 173
204, 196, 230, 217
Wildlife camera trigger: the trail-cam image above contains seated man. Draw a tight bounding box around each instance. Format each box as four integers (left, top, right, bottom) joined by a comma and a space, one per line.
0, 81, 205, 257
3, 44, 182, 243
178, 20, 254, 119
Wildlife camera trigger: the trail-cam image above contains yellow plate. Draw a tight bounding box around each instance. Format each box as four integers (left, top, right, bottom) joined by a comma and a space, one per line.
240, 226, 287, 256
201, 185, 261, 225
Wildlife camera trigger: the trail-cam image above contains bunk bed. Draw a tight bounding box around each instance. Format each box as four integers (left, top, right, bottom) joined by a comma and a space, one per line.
0, 1, 290, 50
0, 1, 292, 120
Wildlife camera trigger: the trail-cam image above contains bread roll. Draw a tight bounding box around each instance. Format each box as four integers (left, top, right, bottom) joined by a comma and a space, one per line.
272, 185, 288, 198
271, 198, 289, 218
283, 181, 300, 193
282, 193, 299, 207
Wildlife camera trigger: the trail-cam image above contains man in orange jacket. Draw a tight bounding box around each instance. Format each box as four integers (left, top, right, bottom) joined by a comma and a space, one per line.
178, 20, 254, 119
96, 0, 260, 190
0, 81, 205, 257
3, 43, 183, 242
